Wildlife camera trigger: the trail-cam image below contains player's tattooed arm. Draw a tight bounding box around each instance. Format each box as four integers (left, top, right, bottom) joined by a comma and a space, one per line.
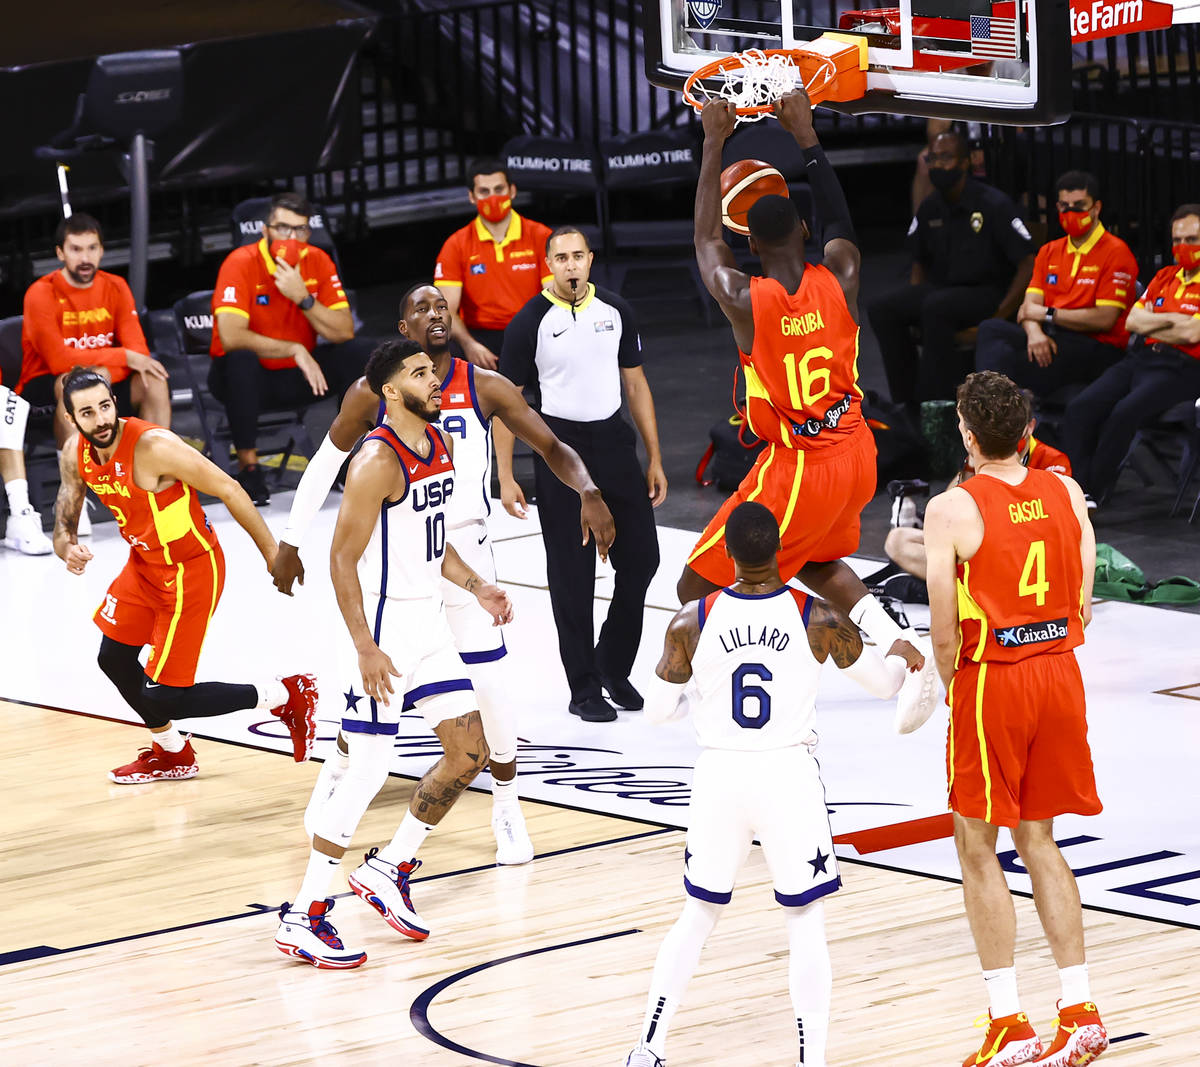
52, 438, 85, 556
656, 607, 700, 683
806, 599, 864, 668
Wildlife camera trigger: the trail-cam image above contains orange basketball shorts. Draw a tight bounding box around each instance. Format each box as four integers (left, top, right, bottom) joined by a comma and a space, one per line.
947, 651, 1102, 828
93, 544, 226, 687
687, 420, 877, 587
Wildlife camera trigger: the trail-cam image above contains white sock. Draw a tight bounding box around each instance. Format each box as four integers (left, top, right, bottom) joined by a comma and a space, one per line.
849, 593, 906, 652
294, 848, 342, 914
639, 897, 722, 1056
377, 810, 435, 866
983, 966, 1021, 1017
786, 902, 832, 1067
1058, 963, 1091, 1006
492, 774, 519, 811
153, 724, 186, 753
256, 679, 289, 709
5, 478, 30, 514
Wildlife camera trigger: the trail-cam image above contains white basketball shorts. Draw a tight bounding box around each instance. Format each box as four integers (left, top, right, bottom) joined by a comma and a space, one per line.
442, 520, 506, 663
338, 594, 476, 736
683, 745, 841, 907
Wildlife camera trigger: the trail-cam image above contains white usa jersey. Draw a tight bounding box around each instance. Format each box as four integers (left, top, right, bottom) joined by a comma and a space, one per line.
374, 358, 490, 530
355, 423, 455, 602
690, 586, 821, 751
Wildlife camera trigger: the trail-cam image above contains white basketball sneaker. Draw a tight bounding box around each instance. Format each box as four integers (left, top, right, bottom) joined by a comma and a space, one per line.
3, 507, 52, 555
275, 897, 366, 969
624, 1046, 665, 1066
895, 630, 941, 734
348, 848, 430, 940
492, 804, 534, 865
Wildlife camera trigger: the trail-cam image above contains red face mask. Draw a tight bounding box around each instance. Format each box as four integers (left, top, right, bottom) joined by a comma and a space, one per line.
270, 239, 303, 267
1173, 243, 1200, 271
1058, 210, 1094, 238
475, 193, 512, 224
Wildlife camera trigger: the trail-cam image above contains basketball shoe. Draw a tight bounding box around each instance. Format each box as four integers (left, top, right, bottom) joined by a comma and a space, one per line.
887, 478, 930, 529
623, 1046, 665, 1066
271, 674, 318, 762
492, 805, 534, 865
3, 507, 52, 555
1032, 1002, 1108, 1066
275, 897, 367, 969
962, 1011, 1043, 1067
109, 737, 199, 783
895, 630, 940, 734
348, 848, 430, 940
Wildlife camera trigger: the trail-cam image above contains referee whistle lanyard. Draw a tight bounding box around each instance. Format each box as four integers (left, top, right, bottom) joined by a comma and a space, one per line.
568, 277, 579, 320
1173, 244, 1200, 271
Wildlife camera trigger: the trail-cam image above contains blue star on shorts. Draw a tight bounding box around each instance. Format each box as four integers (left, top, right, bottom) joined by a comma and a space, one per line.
808, 848, 830, 876
344, 687, 362, 711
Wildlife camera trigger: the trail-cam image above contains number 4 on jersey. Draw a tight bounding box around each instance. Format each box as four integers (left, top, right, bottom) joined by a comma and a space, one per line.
1018, 539, 1049, 607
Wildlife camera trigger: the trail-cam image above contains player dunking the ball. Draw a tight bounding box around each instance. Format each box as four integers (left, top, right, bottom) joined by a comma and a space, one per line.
623, 502, 910, 1067
924, 372, 1106, 1067
275, 339, 513, 968
53, 367, 317, 781
684, 92, 936, 725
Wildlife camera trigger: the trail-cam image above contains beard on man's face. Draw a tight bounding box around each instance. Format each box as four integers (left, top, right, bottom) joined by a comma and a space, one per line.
80, 419, 118, 449
401, 390, 441, 423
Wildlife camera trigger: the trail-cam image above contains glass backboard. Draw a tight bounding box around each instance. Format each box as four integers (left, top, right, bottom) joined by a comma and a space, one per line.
642, 0, 1073, 124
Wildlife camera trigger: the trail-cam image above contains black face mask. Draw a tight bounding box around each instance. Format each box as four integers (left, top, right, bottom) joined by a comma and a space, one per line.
929, 165, 964, 194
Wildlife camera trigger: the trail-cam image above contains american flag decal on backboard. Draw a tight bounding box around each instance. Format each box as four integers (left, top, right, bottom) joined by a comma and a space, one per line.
970, 14, 1019, 59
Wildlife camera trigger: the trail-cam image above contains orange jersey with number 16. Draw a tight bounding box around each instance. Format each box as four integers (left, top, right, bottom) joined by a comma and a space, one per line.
955, 468, 1084, 667
740, 269, 863, 452
78, 417, 220, 567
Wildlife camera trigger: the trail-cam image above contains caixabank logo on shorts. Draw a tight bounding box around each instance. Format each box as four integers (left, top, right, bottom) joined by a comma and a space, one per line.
994, 618, 1069, 647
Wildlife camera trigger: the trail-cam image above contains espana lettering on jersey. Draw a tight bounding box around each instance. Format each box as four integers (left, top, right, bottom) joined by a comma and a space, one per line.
718, 625, 792, 654
780, 310, 826, 337
1009, 498, 1048, 524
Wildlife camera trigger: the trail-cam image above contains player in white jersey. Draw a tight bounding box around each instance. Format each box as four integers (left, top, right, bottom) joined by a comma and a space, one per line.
272, 282, 614, 864
624, 502, 913, 1067
276, 339, 514, 969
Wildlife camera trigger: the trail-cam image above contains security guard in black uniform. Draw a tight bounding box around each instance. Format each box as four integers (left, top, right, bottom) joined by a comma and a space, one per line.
496, 226, 667, 723
868, 129, 1035, 405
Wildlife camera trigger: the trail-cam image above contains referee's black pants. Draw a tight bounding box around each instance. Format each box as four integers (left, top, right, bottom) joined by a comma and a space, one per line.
974, 318, 1124, 397
534, 412, 660, 705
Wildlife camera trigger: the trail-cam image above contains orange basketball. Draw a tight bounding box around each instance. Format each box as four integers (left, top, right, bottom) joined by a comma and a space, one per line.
720, 159, 789, 236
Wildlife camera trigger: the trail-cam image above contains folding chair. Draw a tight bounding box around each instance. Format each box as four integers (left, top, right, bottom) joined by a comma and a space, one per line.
0, 315, 59, 514
171, 291, 315, 482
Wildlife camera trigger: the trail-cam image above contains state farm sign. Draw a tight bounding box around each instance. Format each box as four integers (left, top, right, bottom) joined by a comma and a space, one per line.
1070, 0, 1172, 41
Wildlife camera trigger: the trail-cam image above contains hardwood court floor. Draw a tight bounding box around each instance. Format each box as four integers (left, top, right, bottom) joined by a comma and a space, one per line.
2, 701, 1193, 1066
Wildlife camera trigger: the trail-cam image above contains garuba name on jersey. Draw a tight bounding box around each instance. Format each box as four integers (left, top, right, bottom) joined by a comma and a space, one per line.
690, 585, 821, 751
955, 469, 1085, 666
78, 417, 218, 566
741, 270, 864, 452
356, 424, 455, 602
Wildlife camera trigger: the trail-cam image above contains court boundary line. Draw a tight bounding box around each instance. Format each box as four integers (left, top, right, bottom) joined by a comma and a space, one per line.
7, 694, 1199, 933
0, 826, 673, 970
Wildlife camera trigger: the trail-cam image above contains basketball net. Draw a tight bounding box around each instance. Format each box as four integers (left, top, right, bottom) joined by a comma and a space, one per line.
682, 36, 869, 125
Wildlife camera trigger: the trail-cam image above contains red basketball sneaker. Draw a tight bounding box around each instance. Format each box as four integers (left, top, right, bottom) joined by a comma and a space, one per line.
962, 1011, 1043, 1067
272, 673, 318, 762
109, 738, 199, 783
1033, 1002, 1108, 1066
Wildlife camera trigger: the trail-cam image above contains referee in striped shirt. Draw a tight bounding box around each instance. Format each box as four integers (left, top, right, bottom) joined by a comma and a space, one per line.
495, 227, 667, 722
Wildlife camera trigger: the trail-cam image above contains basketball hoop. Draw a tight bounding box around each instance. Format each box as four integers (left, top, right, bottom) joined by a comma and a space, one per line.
681, 36, 869, 125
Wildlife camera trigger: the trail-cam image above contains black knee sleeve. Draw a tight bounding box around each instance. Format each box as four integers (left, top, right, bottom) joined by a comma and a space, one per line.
97, 637, 162, 726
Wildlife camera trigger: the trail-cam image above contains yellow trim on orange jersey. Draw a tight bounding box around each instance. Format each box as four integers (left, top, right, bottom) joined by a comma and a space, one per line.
777, 450, 806, 536
214, 306, 250, 319
1093, 299, 1127, 308
956, 560, 990, 663
947, 673, 958, 798
974, 662, 992, 823
151, 562, 187, 682
685, 446, 777, 565
327, 300, 350, 311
